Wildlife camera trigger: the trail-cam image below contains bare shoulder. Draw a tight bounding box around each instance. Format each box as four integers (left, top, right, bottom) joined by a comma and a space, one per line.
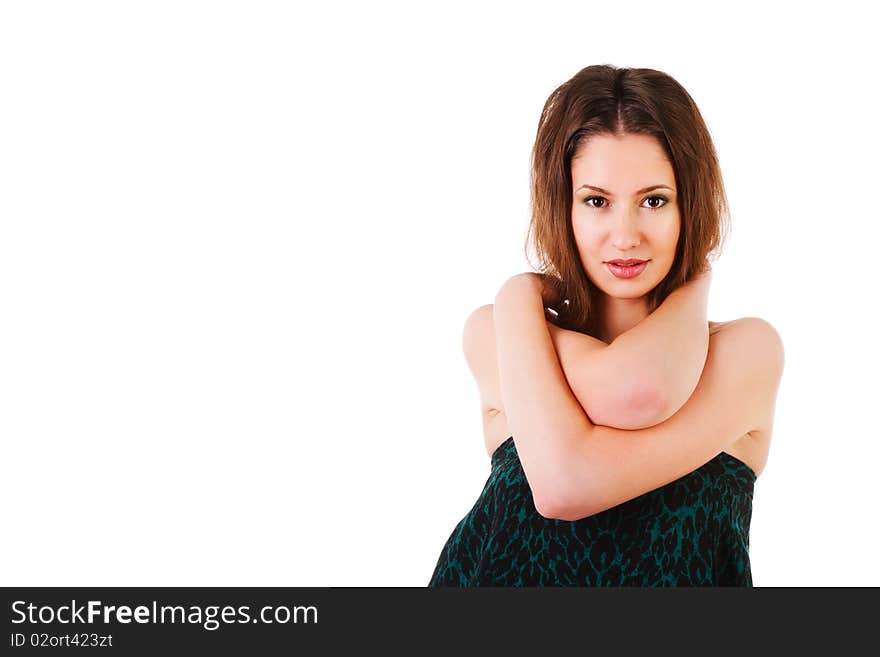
462, 304, 494, 349
462, 304, 514, 456
462, 304, 503, 413
711, 317, 785, 370
462, 304, 496, 385
712, 317, 785, 474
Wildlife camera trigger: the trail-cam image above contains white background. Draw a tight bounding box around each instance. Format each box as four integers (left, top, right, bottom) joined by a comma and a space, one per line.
1, 1, 877, 587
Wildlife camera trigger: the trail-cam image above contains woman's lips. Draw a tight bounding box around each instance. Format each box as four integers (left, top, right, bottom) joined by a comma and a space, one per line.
606, 261, 648, 279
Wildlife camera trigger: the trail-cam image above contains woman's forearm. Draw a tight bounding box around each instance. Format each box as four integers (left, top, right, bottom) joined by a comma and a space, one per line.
541, 270, 711, 429
544, 323, 654, 428
491, 270, 711, 510
493, 275, 592, 515
606, 270, 712, 422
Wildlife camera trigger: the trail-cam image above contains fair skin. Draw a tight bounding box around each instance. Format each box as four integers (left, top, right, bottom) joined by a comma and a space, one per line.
546, 133, 712, 428
463, 133, 784, 522
571, 133, 681, 344
468, 132, 711, 433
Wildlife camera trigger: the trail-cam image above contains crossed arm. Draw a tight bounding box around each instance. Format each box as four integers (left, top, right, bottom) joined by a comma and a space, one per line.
488, 269, 781, 521
542, 270, 712, 430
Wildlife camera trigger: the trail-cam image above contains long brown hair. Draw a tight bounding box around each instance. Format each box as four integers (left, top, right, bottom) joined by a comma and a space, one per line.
526, 64, 730, 337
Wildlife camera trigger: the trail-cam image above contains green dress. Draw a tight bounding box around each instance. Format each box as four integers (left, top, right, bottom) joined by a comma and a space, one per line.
429, 436, 755, 586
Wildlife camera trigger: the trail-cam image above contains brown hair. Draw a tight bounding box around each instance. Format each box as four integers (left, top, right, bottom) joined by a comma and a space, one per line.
526, 64, 730, 337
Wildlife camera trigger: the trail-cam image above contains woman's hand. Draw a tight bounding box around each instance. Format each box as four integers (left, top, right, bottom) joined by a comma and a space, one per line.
693, 261, 713, 286
667, 263, 713, 315
496, 272, 541, 301
496, 272, 565, 323
497, 272, 565, 307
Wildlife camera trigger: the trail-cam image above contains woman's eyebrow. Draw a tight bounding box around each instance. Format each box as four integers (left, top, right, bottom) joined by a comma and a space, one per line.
576, 183, 675, 195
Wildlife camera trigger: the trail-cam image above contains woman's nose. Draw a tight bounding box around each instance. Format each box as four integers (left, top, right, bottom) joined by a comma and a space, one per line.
610, 211, 641, 250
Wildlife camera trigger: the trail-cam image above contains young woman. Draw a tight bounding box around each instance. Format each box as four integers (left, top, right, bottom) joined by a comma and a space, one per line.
428, 65, 784, 586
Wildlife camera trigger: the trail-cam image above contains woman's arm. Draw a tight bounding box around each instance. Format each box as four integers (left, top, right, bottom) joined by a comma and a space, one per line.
543, 269, 712, 430
492, 275, 591, 516
493, 275, 783, 520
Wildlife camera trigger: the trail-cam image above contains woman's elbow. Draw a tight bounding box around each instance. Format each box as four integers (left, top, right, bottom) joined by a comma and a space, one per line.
532, 492, 560, 520
540, 495, 603, 522
532, 477, 575, 520
588, 382, 668, 430
532, 467, 603, 521
625, 387, 672, 429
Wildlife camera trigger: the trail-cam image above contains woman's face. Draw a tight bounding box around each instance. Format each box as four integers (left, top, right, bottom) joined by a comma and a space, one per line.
570, 133, 681, 300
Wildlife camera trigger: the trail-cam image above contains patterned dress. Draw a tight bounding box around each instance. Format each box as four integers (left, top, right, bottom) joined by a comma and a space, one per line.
429, 436, 755, 586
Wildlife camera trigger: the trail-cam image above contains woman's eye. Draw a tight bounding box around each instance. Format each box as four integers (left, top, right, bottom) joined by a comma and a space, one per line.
582, 195, 669, 210
643, 195, 669, 209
